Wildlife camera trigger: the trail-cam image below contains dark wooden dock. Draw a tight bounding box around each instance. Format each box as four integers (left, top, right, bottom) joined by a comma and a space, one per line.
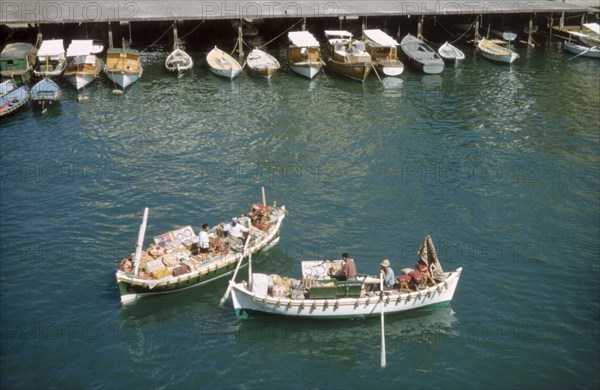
1, 1, 596, 24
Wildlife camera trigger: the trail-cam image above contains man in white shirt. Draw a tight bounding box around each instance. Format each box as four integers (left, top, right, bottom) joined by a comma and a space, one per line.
224, 217, 249, 249
198, 223, 212, 254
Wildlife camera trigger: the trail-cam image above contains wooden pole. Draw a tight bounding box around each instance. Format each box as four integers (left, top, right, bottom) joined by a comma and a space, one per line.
219, 235, 252, 307
132, 208, 149, 276
237, 20, 244, 57
380, 271, 386, 368
173, 22, 179, 49
549, 13, 554, 43
474, 18, 480, 46
417, 15, 423, 39
108, 22, 113, 49
302, 17, 306, 31
262, 186, 266, 206
527, 17, 533, 47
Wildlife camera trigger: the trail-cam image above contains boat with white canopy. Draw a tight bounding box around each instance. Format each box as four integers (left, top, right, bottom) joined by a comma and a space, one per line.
287, 31, 323, 79
33, 39, 66, 78
64, 40, 103, 90
363, 29, 404, 76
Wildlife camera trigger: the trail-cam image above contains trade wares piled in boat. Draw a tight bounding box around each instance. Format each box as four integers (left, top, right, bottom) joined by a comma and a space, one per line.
287, 31, 323, 79
116, 197, 286, 304
438, 42, 465, 63
64, 40, 103, 90
0, 85, 30, 118
323, 30, 372, 82
33, 39, 66, 78
0, 43, 37, 84
399, 34, 445, 74
246, 48, 280, 78
477, 38, 519, 64
104, 45, 143, 90
206, 46, 243, 79
363, 29, 404, 77
229, 235, 462, 319
31, 78, 61, 109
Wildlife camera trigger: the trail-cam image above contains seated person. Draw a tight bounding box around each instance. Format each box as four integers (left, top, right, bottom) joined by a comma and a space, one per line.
223, 217, 249, 249
330, 253, 357, 281
380, 259, 396, 290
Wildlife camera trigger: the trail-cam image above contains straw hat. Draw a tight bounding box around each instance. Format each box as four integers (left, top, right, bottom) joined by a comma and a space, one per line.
380, 259, 390, 268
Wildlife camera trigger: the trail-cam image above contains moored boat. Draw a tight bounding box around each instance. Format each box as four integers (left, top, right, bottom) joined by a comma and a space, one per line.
165, 47, 194, 75
0, 43, 37, 84
477, 38, 519, 64
399, 34, 445, 74
287, 31, 323, 79
116, 196, 286, 304
33, 39, 66, 78
438, 41, 465, 63
323, 30, 372, 82
246, 48, 280, 78
563, 41, 600, 59
64, 40, 103, 90
230, 235, 462, 319
363, 29, 404, 77
31, 78, 61, 109
1, 79, 17, 97
206, 46, 243, 79
0, 85, 30, 118
104, 46, 143, 90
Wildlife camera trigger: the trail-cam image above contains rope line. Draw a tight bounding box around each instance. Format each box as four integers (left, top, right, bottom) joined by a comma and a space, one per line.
142, 21, 176, 51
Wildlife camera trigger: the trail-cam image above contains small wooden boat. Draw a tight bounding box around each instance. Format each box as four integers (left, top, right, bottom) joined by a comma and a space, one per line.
246, 48, 280, 78
323, 30, 372, 82
0, 80, 17, 97
64, 40, 103, 90
165, 47, 193, 75
287, 31, 322, 79
0, 85, 30, 118
399, 34, 445, 74
0, 43, 37, 84
31, 78, 61, 110
206, 47, 243, 79
438, 42, 465, 63
363, 29, 404, 77
116, 193, 286, 304
229, 235, 462, 319
104, 46, 143, 90
563, 41, 600, 59
33, 39, 66, 78
477, 38, 519, 64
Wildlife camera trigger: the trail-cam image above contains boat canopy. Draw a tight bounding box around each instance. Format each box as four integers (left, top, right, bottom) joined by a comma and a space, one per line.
0, 43, 36, 60
288, 31, 320, 47
37, 39, 65, 60
363, 29, 399, 47
583, 23, 600, 35
324, 30, 353, 39
66, 40, 94, 57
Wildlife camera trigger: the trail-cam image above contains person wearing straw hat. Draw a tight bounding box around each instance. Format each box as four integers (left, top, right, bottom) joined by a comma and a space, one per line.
380, 259, 396, 290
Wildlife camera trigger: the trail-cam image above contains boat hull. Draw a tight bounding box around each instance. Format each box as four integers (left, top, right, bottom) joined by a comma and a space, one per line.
31, 78, 61, 106
116, 206, 286, 304
478, 39, 519, 64
0, 86, 30, 118
206, 47, 243, 79
232, 268, 462, 319
105, 72, 142, 89
165, 48, 194, 74
289, 63, 321, 79
374, 59, 404, 76
325, 59, 372, 82
564, 41, 600, 59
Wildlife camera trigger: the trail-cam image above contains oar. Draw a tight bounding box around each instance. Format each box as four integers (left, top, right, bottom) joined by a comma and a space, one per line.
380, 270, 387, 369
371, 63, 384, 86
219, 234, 251, 307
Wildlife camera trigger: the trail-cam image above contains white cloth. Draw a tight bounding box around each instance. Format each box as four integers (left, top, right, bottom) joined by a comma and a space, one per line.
199, 230, 210, 249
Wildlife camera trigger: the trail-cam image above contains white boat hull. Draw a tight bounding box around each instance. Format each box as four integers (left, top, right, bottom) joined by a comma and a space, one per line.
289, 63, 321, 79
480, 50, 519, 64
564, 41, 600, 59
231, 268, 462, 319
106, 72, 141, 89
67, 75, 96, 90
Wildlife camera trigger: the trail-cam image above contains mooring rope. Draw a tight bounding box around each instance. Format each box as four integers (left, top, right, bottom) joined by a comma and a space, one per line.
179, 20, 206, 40
142, 21, 176, 51
258, 18, 305, 49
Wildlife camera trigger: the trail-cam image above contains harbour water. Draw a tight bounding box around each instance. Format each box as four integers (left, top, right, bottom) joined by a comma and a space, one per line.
1, 40, 599, 389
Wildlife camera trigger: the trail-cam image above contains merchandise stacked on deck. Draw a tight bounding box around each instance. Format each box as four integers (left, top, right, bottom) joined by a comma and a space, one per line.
246, 203, 272, 231
308, 280, 362, 299
119, 225, 214, 279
